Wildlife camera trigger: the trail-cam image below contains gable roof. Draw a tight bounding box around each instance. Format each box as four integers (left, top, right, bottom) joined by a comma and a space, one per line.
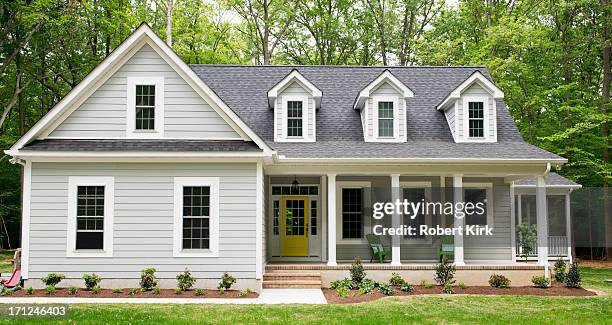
437, 71, 504, 110
190, 65, 564, 162
267, 69, 322, 109
354, 70, 414, 110
6, 23, 272, 156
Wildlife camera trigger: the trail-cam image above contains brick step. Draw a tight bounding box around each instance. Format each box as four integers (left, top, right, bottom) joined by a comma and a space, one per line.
263, 273, 321, 281
262, 280, 322, 289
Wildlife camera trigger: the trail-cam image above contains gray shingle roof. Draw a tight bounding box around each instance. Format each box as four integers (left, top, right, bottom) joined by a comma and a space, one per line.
23, 139, 261, 152
514, 172, 581, 187
190, 65, 563, 160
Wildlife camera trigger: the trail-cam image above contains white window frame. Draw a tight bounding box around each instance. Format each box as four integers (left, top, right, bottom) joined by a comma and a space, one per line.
67, 176, 114, 257
463, 182, 494, 227
127, 76, 164, 138
461, 96, 496, 142
336, 181, 371, 244
372, 95, 401, 142
173, 177, 220, 257
279, 95, 310, 141
400, 181, 433, 244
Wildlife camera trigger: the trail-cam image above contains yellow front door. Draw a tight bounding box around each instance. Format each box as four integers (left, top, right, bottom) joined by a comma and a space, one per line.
281, 196, 309, 256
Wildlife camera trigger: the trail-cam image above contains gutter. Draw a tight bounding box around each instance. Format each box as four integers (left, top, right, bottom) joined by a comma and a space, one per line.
274, 155, 568, 165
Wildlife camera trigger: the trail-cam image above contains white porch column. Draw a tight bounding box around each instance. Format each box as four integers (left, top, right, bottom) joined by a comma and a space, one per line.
536, 176, 549, 272
453, 174, 465, 265
391, 174, 401, 266
510, 182, 517, 262
565, 192, 573, 264
327, 173, 337, 266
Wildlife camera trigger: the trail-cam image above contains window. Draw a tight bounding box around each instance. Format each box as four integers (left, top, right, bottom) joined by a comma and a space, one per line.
287, 100, 303, 137
173, 177, 219, 257
272, 186, 318, 195
311, 200, 317, 236
67, 177, 114, 257
342, 188, 363, 239
378, 101, 394, 137
285, 199, 305, 235
135, 85, 155, 130
468, 101, 485, 138
403, 188, 426, 238
463, 185, 493, 226
273, 200, 280, 235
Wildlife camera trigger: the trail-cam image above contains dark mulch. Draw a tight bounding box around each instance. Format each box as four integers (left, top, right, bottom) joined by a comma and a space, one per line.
1, 288, 258, 299
323, 282, 596, 304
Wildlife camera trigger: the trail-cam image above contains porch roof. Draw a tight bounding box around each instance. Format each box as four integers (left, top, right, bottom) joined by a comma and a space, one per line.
514, 172, 581, 188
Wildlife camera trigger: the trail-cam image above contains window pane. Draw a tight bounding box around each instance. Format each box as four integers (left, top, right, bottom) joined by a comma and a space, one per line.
465, 188, 487, 225
311, 200, 317, 235
342, 188, 363, 239
181, 186, 211, 250
273, 200, 280, 235
182, 217, 210, 249
468, 102, 484, 138
183, 186, 210, 217
287, 101, 303, 137
135, 85, 155, 130
378, 101, 394, 137
76, 232, 103, 250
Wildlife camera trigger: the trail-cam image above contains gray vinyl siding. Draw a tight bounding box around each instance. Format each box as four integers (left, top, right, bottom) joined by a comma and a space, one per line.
28, 162, 257, 279
275, 81, 315, 140
445, 104, 457, 140
455, 83, 496, 140
365, 82, 406, 140
49, 44, 241, 140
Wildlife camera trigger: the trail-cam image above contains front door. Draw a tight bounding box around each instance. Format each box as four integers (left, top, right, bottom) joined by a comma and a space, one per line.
281, 196, 309, 256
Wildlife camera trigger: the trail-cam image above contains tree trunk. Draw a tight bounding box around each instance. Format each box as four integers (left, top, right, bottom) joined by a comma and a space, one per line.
262, 0, 270, 65
166, 0, 173, 46
600, 0, 611, 259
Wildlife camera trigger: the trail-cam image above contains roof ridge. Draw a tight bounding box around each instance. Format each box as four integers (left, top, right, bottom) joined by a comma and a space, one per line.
189, 64, 487, 69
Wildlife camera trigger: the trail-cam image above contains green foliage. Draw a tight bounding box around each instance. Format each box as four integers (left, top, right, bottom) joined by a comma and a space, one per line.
358, 278, 376, 294
336, 286, 349, 298
434, 256, 456, 286
238, 289, 252, 297
442, 283, 454, 294
175, 287, 182, 295
152, 287, 161, 295
489, 274, 511, 288
330, 278, 353, 290
176, 268, 196, 291
25, 287, 33, 295
92, 286, 101, 294
218, 287, 226, 294
112, 288, 123, 294
128, 288, 138, 296
531, 276, 550, 288
195, 288, 205, 296
389, 273, 405, 286
83, 273, 102, 290
41, 273, 65, 286
218, 272, 236, 290
420, 280, 434, 289
68, 286, 78, 295
458, 282, 467, 289
564, 262, 582, 288
140, 268, 158, 291
516, 224, 537, 260
350, 257, 366, 286
377, 283, 393, 296
554, 259, 567, 282
46, 285, 56, 295
400, 282, 414, 293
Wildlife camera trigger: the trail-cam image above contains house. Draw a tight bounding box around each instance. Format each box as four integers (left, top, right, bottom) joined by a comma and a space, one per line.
5, 24, 579, 290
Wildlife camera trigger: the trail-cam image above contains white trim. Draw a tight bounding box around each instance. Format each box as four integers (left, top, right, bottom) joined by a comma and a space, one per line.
66, 176, 114, 257
399, 181, 433, 245
371, 96, 403, 142
354, 70, 414, 109
453, 174, 465, 265
565, 192, 573, 264
510, 182, 517, 262
274, 156, 567, 164
436, 71, 504, 110
21, 161, 31, 278
126, 76, 164, 138
255, 163, 264, 280
463, 182, 494, 227
8, 24, 272, 155
173, 177, 220, 258
327, 174, 337, 266
336, 181, 371, 245
268, 70, 322, 109
11, 151, 268, 159
277, 95, 314, 142
390, 174, 401, 265
460, 96, 496, 143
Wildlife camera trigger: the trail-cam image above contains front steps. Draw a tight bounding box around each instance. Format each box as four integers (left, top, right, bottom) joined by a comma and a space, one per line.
263, 270, 322, 289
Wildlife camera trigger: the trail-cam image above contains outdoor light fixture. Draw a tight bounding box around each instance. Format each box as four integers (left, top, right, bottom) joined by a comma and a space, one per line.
291, 175, 300, 192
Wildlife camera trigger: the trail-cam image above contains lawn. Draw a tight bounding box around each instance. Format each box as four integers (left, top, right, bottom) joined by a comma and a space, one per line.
0, 251, 14, 275
0, 267, 609, 324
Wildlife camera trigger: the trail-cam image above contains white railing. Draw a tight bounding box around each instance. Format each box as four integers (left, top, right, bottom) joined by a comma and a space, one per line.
516, 236, 568, 257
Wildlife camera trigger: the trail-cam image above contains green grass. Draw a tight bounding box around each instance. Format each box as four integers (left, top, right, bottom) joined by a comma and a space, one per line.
581, 267, 612, 295
0, 251, 14, 274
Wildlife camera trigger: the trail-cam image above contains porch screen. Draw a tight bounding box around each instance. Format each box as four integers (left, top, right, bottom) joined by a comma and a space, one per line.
403, 188, 426, 238
342, 188, 363, 239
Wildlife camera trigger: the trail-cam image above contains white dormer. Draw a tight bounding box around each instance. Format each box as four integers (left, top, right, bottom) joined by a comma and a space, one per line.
437, 71, 504, 143
268, 70, 322, 142
354, 70, 413, 143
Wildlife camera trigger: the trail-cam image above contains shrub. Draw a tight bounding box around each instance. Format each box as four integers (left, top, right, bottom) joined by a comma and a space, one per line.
336, 286, 349, 298
92, 286, 101, 294
46, 285, 56, 295
531, 276, 550, 288
458, 282, 467, 289
218, 272, 236, 290
195, 288, 205, 296
400, 282, 414, 292
41, 273, 65, 287
330, 278, 353, 290
421, 280, 433, 289
25, 287, 34, 295
554, 259, 567, 282
239, 289, 252, 297
389, 273, 405, 286
14, 285, 22, 291
176, 268, 196, 291
112, 288, 123, 294
175, 287, 182, 295
564, 262, 582, 288
377, 283, 393, 295
83, 273, 102, 290
68, 286, 78, 295
488, 274, 511, 288
358, 278, 376, 294
443, 283, 454, 294
218, 287, 226, 294
434, 256, 456, 286
516, 223, 537, 260
152, 287, 161, 295
128, 288, 138, 296
350, 257, 366, 286
140, 268, 158, 291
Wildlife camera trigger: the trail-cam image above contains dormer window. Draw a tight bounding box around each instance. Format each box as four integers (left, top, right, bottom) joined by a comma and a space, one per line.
467, 101, 484, 138
127, 76, 164, 138
287, 100, 304, 137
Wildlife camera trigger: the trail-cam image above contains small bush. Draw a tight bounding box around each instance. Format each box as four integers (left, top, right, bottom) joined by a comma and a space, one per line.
14, 285, 22, 291
330, 278, 353, 290
151, 287, 160, 295
41, 273, 65, 287
91, 286, 101, 294
554, 259, 567, 282
25, 287, 34, 295
434, 256, 456, 286
140, 268, 158, 291
443, 283, 454, 294
218, 287, 226, 294
46, 285, 56, 295
489, 274, 511, 288
420, 280, 433, 289
176, 268, 196, 291
175, 287, 182, 295
389, 273, 405, 286
83, 273, 102, 290
336, 286, 349, 298
239, 289, 252, 297
400, 282, 414, 292
112, 288, 123, 294
195, 288, 205, 296
128, 288, 138, 296
564, 262, 582, 288
68, 286, 77, 295
358, 278, 376, 294
531, 276, 550, 288
218, 272, 236, 290
377, 283, 393, 296
350, 257, 366, 286
458, 282, 467, 289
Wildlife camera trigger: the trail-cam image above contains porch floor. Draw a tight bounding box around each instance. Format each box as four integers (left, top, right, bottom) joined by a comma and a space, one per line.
265, 262, 543, 271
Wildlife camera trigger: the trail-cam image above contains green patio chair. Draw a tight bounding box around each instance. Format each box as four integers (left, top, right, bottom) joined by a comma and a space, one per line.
438, 235, 454, 262
366, 234, 391, 263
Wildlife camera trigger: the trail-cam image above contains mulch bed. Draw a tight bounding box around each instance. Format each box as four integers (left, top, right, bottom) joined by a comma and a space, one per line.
323, 282, 596, 304
1, 288, 258, 299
